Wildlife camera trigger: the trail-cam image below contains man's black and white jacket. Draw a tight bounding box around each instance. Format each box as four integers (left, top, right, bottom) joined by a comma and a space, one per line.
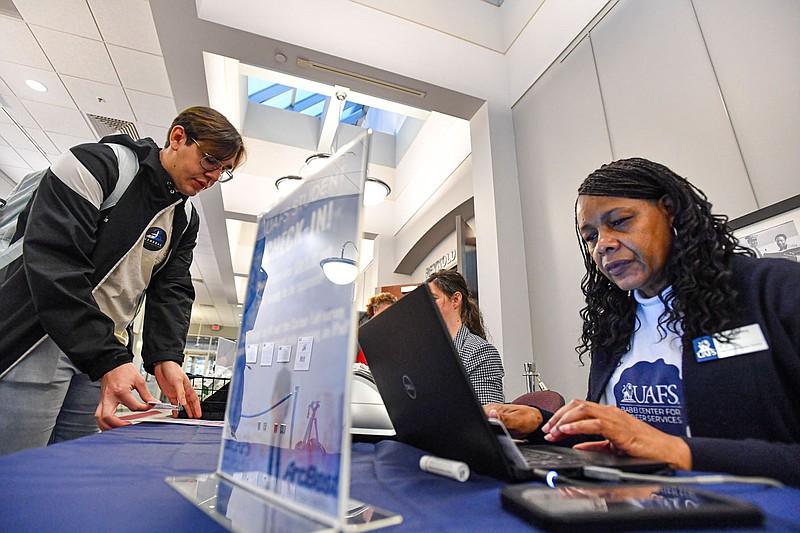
0, 134, 198, 381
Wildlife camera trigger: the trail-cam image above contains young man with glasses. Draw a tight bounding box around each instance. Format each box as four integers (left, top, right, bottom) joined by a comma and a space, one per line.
188, 136, 235, 183
0, 106, 246, 455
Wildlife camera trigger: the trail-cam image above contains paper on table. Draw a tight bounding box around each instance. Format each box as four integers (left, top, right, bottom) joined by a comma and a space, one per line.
119, 409, 172, 423
138, 417, 226, 428
119, 409, 225, 427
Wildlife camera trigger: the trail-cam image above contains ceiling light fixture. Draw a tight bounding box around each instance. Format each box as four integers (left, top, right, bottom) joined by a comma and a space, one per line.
320, 240, 359, 285
364, 177, 391, 206
25, 79, 48, 92
274, 153, 333, 196
301, 152, 332, 177
275, 175, 303, 195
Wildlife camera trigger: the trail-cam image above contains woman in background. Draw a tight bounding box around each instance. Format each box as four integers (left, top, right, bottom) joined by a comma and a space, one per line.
426, 270, 504, 405
366, 292, 397, 319
355, 293, 397, 365
486, 158, 800, 485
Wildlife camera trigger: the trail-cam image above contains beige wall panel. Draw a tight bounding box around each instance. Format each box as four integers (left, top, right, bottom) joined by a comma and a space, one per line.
692, 0, 800, 208
512, 37, 611, 401
591, 0, 757, 219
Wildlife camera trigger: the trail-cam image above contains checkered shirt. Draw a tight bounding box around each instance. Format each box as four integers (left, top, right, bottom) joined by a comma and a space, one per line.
453, 324, 505, 404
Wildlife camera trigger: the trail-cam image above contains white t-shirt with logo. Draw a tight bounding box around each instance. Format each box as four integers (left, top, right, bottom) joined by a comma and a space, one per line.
600, 288, 690, 437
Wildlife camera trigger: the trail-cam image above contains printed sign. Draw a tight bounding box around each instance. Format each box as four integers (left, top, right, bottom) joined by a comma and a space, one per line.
220, 133, 369, 521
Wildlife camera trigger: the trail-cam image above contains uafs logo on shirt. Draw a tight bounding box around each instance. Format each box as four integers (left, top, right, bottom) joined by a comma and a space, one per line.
614, 359, 687, 435
144, 227, 167, 251
619, 381, 680, 405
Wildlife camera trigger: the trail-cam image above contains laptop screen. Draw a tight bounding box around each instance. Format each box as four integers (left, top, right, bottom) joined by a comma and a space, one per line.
358, 284, 521, 480
359, 284, 670, 482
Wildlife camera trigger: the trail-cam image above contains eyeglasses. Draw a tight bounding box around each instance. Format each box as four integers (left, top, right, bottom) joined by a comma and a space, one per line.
188, 137, 234, 183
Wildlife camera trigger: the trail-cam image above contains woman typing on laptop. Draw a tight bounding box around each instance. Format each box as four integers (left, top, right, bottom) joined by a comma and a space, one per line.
485, 158, 800, 486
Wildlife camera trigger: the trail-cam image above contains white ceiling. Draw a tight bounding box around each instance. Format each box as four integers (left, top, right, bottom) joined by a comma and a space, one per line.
1, 0, 604, 332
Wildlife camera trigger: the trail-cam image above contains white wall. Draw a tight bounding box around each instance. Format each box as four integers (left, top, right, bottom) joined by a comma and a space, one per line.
512, 0, 800, 401
513, 35, 609, 401
691, 0, 800, 206
470, 102, 534, 399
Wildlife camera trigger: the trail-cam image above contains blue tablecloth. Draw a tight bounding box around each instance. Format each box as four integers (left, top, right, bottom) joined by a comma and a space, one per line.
1, 424, 798, 532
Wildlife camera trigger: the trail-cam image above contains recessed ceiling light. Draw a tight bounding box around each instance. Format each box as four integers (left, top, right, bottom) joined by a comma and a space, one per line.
25, 79, 48, 92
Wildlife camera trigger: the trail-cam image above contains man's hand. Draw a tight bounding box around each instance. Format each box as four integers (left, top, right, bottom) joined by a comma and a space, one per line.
95, 362, 156, 430
542, 399, 692, 470
154, 361, 202, 419
482, 403, 544, 439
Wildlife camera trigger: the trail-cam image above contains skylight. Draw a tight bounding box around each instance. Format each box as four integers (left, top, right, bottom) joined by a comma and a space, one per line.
247, 75, 406, 135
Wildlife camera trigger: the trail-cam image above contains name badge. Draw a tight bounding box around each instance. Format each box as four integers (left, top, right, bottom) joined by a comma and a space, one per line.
693, 323, 769, 363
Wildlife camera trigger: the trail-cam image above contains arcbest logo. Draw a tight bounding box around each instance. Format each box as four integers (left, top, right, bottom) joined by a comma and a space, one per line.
402, 375, 417, 399
143, 227, 167, 251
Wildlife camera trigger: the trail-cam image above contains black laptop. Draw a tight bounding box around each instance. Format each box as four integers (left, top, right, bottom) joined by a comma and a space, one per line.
358, 284, 670, 483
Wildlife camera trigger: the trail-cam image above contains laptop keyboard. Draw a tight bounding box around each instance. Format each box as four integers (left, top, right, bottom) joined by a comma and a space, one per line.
517, 447, 587, 468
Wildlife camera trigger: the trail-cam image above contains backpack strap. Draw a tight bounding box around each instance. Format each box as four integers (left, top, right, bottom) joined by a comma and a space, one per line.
0, 169, 49, 271
0, 143, 139, 272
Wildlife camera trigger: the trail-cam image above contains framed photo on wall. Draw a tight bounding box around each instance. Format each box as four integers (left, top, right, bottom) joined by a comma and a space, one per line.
728, 194, 800, 263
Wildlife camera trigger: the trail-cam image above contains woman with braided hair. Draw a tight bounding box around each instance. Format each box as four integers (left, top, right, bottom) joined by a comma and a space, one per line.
426, 269, 505, 404
485, 158, 800, 485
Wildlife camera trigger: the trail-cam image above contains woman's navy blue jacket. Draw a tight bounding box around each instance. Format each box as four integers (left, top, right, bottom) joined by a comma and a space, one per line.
588, 255, 800, 485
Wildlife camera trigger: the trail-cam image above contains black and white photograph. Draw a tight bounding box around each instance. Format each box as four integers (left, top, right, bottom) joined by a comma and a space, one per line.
730, 195, 800, 263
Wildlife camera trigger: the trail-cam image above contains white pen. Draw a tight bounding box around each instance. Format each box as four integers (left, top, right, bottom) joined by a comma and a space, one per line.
419, 455, 470, 482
